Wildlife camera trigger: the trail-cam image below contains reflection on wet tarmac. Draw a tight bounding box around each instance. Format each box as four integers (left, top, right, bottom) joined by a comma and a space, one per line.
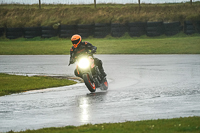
79, 97, 89, 123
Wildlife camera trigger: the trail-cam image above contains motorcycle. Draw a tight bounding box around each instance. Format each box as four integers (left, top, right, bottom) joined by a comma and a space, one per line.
69, 52, 108, 93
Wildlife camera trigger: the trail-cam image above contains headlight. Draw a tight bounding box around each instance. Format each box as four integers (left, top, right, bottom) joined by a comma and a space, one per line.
78, 58, 90, 69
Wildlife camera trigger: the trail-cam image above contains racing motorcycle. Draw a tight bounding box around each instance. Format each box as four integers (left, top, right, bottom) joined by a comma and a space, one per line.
69, 53, 108, 93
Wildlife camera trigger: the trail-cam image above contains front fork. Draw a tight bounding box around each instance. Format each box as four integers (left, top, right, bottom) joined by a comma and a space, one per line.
79, 67, 94, 82
78, 66, 102, 87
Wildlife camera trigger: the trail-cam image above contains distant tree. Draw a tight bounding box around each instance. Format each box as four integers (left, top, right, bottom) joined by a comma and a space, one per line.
138, 0, 140, 6
190, 0, 192, 5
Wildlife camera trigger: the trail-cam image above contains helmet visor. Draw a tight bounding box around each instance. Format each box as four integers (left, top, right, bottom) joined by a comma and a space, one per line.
72, 38, 80, 45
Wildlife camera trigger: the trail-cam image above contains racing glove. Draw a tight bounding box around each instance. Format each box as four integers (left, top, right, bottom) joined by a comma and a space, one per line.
91, 49, 96, 54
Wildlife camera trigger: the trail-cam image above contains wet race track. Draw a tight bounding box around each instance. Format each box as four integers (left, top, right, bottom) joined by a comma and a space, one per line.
0, 55, 200, 132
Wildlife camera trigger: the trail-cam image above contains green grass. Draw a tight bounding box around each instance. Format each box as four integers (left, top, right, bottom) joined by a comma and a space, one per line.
8, 116, 200, 133
0, 73, 77, 96
0, 34, 200, 55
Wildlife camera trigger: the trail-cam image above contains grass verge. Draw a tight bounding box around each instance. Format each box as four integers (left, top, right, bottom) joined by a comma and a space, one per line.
0, 73, 77, 96
0, 33, 200, 54
8, 116, 200, 133
0, 2, 200, 27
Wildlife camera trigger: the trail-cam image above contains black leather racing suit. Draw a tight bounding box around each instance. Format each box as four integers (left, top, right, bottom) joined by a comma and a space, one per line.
69, 41, 106, 78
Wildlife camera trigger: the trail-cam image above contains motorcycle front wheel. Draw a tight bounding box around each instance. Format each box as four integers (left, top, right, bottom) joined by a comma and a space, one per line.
82, 74, 96, 92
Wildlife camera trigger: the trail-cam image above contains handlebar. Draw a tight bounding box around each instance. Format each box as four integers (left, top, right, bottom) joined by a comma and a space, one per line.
68, 51, 94, 66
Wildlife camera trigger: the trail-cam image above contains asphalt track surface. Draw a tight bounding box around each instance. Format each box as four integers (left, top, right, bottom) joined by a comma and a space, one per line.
0, 55, 200, 132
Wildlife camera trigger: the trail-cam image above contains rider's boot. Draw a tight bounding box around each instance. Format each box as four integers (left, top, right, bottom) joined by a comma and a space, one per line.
95, 58, 107, 79
99, 68, 107, 79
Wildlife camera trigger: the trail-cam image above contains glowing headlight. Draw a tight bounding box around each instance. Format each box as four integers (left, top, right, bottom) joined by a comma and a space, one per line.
78, 58, 90, 69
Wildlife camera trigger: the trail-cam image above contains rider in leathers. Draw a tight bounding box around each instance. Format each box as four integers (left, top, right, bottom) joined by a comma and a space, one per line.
69, 34, 106, 78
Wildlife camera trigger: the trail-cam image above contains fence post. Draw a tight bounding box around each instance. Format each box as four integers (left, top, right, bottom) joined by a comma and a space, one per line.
138, 0, 140, 7
94, 0, 96, 8
39, 0, 41, 9
190, 0, 192, 5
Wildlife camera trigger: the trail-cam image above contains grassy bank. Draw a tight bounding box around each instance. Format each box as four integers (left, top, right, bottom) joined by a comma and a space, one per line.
0, 73, 77, 96
0, 34, 200, 54
9, 116, 200, 133
0, 2, 200, 27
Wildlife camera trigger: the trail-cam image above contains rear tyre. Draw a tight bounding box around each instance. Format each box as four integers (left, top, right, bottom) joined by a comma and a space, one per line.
100, 78, 108, 91
82, 74, 96, 92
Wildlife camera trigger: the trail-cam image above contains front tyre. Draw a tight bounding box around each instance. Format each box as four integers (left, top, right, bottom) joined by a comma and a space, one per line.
82, 74, 96, 92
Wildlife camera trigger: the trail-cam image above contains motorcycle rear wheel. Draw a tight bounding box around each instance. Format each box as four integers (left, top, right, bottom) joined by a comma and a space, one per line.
100, 78, 108, 90
82, 74, 96, 92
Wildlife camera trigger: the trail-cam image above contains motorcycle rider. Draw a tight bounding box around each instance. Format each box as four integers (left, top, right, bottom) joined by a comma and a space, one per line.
69, 34, 107, 79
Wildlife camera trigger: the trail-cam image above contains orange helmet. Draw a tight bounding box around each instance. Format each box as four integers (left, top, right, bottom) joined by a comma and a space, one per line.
71, 34, 82, 48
